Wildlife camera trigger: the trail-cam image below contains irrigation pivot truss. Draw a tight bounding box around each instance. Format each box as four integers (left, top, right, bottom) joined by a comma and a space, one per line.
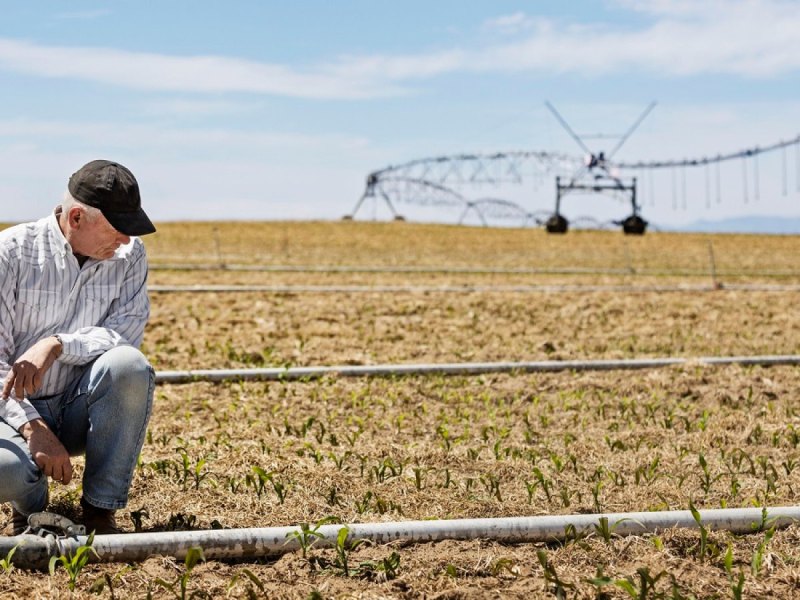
347, 150, 581, 226
349, 103, 800, 235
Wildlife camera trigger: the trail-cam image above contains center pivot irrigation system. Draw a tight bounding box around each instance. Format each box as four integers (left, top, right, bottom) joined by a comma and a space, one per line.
348, 103, 800, 235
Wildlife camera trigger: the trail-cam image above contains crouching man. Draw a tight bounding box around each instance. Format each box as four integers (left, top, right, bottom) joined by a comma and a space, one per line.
1, 160, 156, 535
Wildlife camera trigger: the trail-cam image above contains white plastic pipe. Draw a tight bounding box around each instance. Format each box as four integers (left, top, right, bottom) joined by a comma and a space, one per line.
5, 506, 798, 569
148, 263, 800, 280
149, 284, 720, 293
155, 355, 800, 384
148, 283, 800, 293
150, 263, 632, 275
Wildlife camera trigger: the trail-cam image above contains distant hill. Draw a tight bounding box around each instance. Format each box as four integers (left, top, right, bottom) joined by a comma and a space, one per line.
672, 216, 800, 235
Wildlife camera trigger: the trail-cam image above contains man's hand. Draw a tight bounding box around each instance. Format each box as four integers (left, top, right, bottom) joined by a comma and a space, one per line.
2, 336, 62, 400
19, 419, 73, 484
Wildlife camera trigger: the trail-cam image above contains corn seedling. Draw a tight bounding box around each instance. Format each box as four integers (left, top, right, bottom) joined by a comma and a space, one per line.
323, 485, 342, 507
751, 526, 776, 577
593, 516, 630, 545
226, 476, 243, 494
358, 551, 402, 582
606, 468, 625, 487
698, 453, 722, 494
149, 458, 177, 478
723, 448, 755, 475
0, 544, 18, 574
614, 567, 667, 599
529, 467, 553, 502
605, 435, 627, 452
489, 557, 519, 578
480, 473, 502, 501
536, 550, 574, 599
591, 480, 604, 512
562, 523, 589, 547
248, 466, 273, 498
269, 475, 290, 504
166, 512, 198, 531
49, 532, 98, 591
697, 410, 711, 431
371, 457, 402, 483
634, 456, 661, 485
129, 506, 150, 533
413, 466, 425, 490
651, 535, 664, 551
89, 565, 132, 599
355, 491, 373, 514
285, 516, 339, 559
441, 468, 452, 488
689, 502, 719, 562
332, 527, 366, 577
227, 568, 265, 597
785, 425, 800, 448
524, 480, 537, 504
344, 428, 363, 447
436, 424, 452, 452
154, 546, 208, 600
724, 542, 746, 600
329, 450, 351, 470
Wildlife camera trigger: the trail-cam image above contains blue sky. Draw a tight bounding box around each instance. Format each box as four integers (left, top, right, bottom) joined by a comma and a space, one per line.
1, 0, 799, 229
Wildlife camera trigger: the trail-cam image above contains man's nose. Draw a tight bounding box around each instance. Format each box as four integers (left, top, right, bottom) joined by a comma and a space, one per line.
117, 233, 131, 244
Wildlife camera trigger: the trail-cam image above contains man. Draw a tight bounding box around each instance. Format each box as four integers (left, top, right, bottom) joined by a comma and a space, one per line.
0, 160, 156, 535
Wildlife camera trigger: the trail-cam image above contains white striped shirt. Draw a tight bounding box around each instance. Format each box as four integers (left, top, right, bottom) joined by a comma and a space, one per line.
0, 211, 150, 430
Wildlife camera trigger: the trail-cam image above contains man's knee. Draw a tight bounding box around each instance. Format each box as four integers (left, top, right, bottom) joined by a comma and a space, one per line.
98, 346, 153, 392
0, 445, 45, 504
89, 346, 154, 419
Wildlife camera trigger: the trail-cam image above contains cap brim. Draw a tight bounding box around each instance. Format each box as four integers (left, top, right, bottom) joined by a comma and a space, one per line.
103, 207, 157, 236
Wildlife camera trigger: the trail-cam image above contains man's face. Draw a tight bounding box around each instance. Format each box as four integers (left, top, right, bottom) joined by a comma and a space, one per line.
71, 209, 131, 260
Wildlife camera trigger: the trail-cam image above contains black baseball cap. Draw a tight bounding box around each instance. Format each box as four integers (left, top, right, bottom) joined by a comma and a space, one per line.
68, 160, 156, 236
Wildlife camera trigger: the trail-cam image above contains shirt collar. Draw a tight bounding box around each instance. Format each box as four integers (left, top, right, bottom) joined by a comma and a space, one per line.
47, 206, 130, 263
48, 207, 71, 257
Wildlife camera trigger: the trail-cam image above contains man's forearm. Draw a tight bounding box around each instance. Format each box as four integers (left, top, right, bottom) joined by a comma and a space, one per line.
19, 417, 49, 439
2, 335, 64, 400
20, 417, 74, 484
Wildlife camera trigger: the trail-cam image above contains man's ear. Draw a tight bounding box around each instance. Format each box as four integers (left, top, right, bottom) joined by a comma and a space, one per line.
67, 206, 83, 228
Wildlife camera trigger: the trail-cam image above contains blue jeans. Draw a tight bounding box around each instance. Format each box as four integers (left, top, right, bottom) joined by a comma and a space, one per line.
0, 346, 154, 514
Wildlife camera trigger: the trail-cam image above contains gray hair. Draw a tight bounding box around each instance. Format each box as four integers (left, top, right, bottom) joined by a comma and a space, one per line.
62, 191, 102, 222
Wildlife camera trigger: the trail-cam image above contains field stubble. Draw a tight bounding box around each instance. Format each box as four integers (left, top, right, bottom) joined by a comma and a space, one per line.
4, 221, 800, 599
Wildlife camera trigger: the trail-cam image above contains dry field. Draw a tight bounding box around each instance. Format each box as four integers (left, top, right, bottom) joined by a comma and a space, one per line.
3, 221, 800, 599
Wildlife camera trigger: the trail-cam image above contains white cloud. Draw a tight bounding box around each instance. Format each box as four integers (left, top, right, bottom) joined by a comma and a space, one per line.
0, 118, 370, 153
471, 0, 800, 78
0, 1, 798, 100
0, 38, 406, 99
482, 12, 539, 34
137, 98, 262, 118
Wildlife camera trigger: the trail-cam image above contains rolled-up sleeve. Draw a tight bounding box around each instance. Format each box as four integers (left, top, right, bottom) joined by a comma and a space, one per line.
0, 242, 42, 429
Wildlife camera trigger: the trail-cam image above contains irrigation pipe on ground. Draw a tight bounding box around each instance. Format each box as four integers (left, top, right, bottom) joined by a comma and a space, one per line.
155, 355, 800, 384
149, 263, 800, 279
5, 506, 799, 569
148, 283, 800, 293
152, 263, 634, 275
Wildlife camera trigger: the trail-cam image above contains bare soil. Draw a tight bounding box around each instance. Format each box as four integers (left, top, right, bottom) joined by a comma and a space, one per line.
3, 221, 800, 599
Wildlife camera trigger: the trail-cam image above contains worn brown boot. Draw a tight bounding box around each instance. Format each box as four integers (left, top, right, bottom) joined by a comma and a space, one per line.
81, 498, 120, 535
2, 508, 28, 536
